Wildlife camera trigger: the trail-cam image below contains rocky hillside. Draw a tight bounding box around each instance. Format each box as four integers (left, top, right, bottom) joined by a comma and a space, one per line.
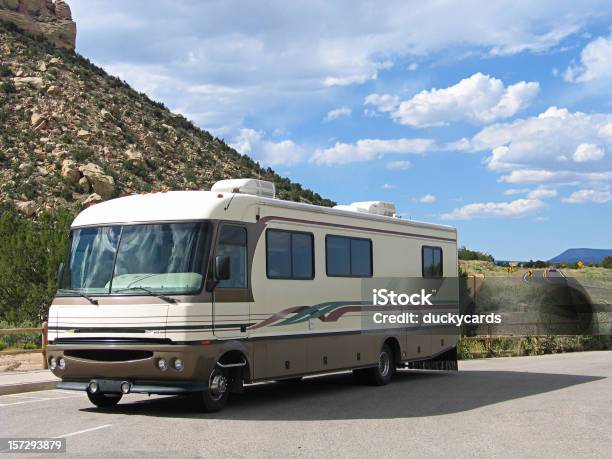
0, 20, 334, 218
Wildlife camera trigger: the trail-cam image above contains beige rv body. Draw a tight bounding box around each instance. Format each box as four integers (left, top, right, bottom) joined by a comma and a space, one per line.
47, 190, 458, 391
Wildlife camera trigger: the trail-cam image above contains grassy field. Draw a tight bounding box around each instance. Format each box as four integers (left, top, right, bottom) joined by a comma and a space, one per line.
460, 260, 612, 282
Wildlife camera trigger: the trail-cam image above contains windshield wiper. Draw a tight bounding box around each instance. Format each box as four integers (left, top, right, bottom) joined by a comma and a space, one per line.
114, 287, 178, 304
64, 291, 99, 305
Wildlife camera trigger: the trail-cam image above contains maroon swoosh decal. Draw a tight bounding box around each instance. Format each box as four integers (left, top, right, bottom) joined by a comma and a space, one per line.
249, 305, 310, 330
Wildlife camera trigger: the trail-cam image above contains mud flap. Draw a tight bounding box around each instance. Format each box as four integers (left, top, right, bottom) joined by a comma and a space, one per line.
406, 347, 458, 371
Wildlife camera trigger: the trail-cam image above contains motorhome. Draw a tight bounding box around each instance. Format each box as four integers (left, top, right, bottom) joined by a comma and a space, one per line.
47, 179, 459, 412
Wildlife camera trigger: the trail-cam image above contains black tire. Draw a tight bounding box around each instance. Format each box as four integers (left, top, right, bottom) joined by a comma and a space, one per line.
365, 343, 395, 386
196, 365, 230, 412
87, 392, 122, 408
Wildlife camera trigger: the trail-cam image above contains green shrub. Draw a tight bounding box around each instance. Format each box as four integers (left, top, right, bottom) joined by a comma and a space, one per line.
0, 208, 74, 323
458, 246, 494, 262
0, 63, 12, 77
70, 147, 94, 162
0, 338, 6, 351
0, 80, 16, 94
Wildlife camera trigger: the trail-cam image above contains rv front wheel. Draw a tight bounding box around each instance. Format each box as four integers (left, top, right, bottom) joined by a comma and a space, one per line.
196, 366, 230, 412
87, 392, 122, 408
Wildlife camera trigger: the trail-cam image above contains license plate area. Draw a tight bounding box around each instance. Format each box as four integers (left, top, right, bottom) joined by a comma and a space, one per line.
96, 379, 126, 393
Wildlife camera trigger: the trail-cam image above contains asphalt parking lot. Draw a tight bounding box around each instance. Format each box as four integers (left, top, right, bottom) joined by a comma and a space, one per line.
1, 351, 610, 458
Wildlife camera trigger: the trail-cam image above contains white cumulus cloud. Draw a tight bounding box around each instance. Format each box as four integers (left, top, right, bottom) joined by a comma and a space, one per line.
565, 34, 612, 83
364, 94, 401, 113
573, 143, 604, 162
504, 188, 530, 195
366, 73, 539, 128
230, 129, 303, 166
441, 198, 545, 220
419, 194, 436, 203
323, 107, 352, 122
527, 188, 557, 199
311, 138, 434, 165
385, 160, 413, 170
562, 189, 612, 204
462, 107, 612, 185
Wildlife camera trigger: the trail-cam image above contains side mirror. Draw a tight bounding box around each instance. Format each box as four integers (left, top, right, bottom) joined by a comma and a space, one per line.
57, 262, 65, 284
215, 255, 231, 281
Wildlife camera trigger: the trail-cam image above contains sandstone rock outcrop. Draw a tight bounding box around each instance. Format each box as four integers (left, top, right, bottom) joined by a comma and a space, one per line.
79, 163, 115, 199
15, 200, 37, 216
0, 0, 76, 49
83, 193, 102, 207
125, 148, 144, 168
60, 159, 80, 183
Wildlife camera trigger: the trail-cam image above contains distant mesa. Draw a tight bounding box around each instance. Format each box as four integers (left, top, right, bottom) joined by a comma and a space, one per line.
0, 0, 76, 49
548, 248, 612, 264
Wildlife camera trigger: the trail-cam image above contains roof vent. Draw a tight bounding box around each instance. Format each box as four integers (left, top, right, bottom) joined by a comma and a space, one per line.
334, 201, 397, 217
211, 179, 276, 198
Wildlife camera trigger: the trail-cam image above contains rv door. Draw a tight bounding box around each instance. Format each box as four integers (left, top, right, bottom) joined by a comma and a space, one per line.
212, 224, 250, 338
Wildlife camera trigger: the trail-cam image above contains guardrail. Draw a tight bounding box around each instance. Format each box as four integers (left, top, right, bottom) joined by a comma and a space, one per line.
0, 322, 48, 369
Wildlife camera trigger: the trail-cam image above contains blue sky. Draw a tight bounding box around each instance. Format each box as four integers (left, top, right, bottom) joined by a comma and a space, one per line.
69, 0, 612, 260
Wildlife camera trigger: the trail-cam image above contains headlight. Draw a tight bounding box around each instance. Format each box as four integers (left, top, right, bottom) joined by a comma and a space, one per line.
157, 358, 167, 371
173, 358, 184, 371
49, 357, 57, 370
58, 357, 66, 370
120, 381, 131, 394
88, 380, 98, 393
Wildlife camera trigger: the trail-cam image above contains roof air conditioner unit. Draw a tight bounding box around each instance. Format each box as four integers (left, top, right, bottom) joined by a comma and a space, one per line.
334, 201, 397, 217
211, 179, 276, 198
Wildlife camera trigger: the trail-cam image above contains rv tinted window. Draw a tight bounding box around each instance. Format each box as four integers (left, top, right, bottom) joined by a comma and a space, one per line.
351, 238, 372, 276
422, 246, 443, 277
217, 225, 247, 288
266, 229, 314, 279
292, 233, 314, 279
326, 235, 372, 277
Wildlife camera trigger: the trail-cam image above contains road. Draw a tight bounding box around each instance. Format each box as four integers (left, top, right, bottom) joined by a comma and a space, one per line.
1, 351, 611, 458
523, 268, 566, 283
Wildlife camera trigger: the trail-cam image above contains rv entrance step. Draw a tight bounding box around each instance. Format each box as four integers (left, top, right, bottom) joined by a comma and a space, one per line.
405, 347, 458, 371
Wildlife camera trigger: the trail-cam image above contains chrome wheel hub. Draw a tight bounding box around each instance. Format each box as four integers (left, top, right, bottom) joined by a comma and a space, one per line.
379, 351, 390, 377
209, 371, 228, 400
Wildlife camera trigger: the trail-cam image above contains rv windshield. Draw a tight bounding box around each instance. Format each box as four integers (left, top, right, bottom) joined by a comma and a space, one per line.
57, 222, 210, 296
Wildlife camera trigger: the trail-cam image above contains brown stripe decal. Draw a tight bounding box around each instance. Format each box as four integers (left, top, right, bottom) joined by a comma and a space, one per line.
258, 216, 456, 242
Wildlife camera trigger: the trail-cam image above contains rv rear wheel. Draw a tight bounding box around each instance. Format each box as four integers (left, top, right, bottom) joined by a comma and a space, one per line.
366, 343, 395, 386
196, 365, 230, 412
87, 392, 122, 408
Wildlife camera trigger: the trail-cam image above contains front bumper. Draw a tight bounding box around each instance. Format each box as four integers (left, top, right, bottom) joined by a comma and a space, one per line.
57, 379, 209, 395
46, 342, 216, 385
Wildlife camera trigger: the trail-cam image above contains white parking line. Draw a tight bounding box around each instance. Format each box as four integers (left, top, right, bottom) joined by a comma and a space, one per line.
55, 424, 112, 439
3, 394, 48, 399
0, 395, 81, 407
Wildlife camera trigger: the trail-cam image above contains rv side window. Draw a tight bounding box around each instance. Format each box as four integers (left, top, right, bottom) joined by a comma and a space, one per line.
326, 235, 372, 277
266, 229, 314, 279
422, 246, 443, 277
217, 225, 247, 288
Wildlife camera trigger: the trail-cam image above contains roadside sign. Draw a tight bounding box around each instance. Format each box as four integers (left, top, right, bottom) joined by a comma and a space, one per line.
577, 261, 583, 269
